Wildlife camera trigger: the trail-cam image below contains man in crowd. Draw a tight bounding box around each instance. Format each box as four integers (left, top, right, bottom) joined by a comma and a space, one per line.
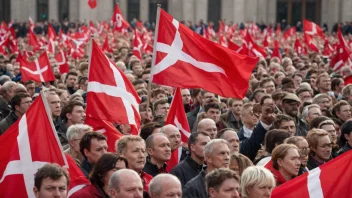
216, 128, 240, 154
238, 103, 259, 141
170, 132, 210, 187
197, 118, 218, 139
108, 169, 143, 198
221, 98, 243, 131
66, 71, 78, 95
187, 90, 215, 130
302, 104, 322, 126
153, 98, 170, 117
0, 81, 19, 120
205, 168, 240, 198
332, 100, 352, 126
181, 88, 191, 113
149, 174, 182, 198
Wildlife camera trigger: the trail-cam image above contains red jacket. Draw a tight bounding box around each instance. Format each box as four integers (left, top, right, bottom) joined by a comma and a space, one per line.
141, 171, 153, 192
70, 184, 107, 198
264, 160, 287, 186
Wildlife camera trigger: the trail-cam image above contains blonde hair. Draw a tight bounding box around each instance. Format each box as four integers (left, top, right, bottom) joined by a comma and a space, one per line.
306, 129, 329, 155
240, 166, 275, 198
115, 135, 145, 154
271, 144, 299, 170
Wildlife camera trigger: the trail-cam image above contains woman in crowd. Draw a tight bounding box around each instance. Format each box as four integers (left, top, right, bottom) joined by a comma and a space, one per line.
317, 119, 339, 157
306, 129, 332, 170
284, 136, 310, 175
270, 144, 301, 186
71, 153, 128, 198
240, 166, 276, 198
229, 154, 253, 176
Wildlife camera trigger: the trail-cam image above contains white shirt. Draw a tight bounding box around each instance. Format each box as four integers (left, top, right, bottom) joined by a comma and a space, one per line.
243, 125, 253, 139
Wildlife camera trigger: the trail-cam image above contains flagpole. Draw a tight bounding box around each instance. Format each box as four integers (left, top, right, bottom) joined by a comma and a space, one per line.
146, 4, 161, 108
40, 91, 69, 167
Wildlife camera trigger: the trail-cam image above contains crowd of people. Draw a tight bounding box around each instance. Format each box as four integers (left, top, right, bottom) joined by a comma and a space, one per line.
1, 13, 352, 198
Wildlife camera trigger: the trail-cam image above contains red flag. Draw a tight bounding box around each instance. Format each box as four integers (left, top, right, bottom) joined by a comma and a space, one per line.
85, 118, 122, 152
48, 24, 57, 40
28, 29, 40, 51
304, 33, 319, 52
303, 19, 324, 38
65, 154, 90, 197
20, 52, 55, 82
219, 34, 228, 47
28, 17, 35, 30
263, 35, 269, 48
244, 31, 267, 58
151, 9, 259, 98
271, 40, 281, 61
133, 30, 143, 59
111, 4, 131, 33
272, 151, 352, 198
86, 40, 141, 134
88, 0, 97, 9
47, 39, 56, 54
0, 95, 68, 197
283, 27, 296, 40
102, 36, 113, 53
331, 27, 352, 71
294, 39, 306, 55
228, 40, 248, 56
55, 50, 69, 74
276, 25, 281, 35
322, 39, 333, 57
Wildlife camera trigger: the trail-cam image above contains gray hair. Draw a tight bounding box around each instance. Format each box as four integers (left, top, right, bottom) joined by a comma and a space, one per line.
312, 93, 330, 104
1, 81, 16, 95
108, 169, 140, 192
149, 174, 180, 197
302, 104, 321, 119
66, 124, 93, 141
145, 133, 166, 149
203, 139, 228, 158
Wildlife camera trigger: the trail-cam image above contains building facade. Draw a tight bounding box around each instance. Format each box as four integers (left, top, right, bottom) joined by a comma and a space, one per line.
1, 0, 351, 31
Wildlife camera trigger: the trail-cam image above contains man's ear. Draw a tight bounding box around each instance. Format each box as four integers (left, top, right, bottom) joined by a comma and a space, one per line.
84, 148, 90, 159
147, 147, 153, 156
33, 186, 40, 198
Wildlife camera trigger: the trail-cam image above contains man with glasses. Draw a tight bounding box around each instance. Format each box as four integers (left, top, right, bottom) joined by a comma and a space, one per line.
65, 124, 93, 164
238, 103, 259, 141
0, 93, 32, 135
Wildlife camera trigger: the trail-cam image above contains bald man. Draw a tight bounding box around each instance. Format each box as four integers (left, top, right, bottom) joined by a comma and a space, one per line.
109, 169, 143, 198
197, 118, 217, 139
160, 124, 181, 152
149, 174, 182, 198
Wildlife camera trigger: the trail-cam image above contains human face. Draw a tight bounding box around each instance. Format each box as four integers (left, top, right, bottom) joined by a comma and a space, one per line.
263, 81, 275, 95
298, 91, 312, 103
84, 139, 108, 164
67, 106, 85, 124
312, 136, 332, 161
202, 92, 215, 106
164, 127, 181, 151
241, 106, 258, 127
140, 107, 153, 122
277, 148, 301, 178
279, 120, 296, 136
66, 74, 77, 88
310, 73, 317, 87
318, 98, 330, 110
321, 124, 337, 143
307, 107, 321, 123
159, 179, 182, 198
206, 108, 221, 123
104, 160, 127, 187
231, 100, 243, 116
191, 134, 211, 161
155, 103, 170, 116
282, 101, 300, 117
336, 105, 352, 121
17, 97, 32, 115
26, 83, 36, 97
221, 130, 240, 154
135, 83, 146, 91
206, 142, 230, 169
132, 65, 143, 76
70, 131, 89, 154
122, 141, 146, 172
293, 76, 302, 88
47, 95, 61, 119
318, 76, 331, 92
201, 121, 218, 139
296, 139, 309, 166
110, 173, 143, 198
33, 176, 67, 198
181, 89, 191, 105
120, 124, 131, 135
275, 73, 285, 87
209, 178, 240, 198
247, 183, 274, 198
149, 135, 171, 162
59, 91, 69, 107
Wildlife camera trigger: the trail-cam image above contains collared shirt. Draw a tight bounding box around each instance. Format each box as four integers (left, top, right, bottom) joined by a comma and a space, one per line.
143, 156, 167, 177
243, 125, 253, 139
260, 120, 272, 130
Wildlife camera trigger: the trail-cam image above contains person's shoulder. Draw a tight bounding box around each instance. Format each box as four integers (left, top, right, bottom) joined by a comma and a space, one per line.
70, 185, 99, 197
170, 159, 187, 173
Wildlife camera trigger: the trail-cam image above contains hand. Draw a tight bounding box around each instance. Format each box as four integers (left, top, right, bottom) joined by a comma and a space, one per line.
260, 103, 277, 125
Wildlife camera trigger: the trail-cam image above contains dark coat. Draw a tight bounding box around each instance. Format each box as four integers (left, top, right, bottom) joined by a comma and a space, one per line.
170, 156, 203, 188
0, 97, 11, 121
143, 157, 167, 177
70, 184, 108, 198
54, 117, 68, 149
238, 127, 247, 141
187, 106, 200, 131
182, 169, 207, 198
220, 111, 243, 131
240, 122, 269, 161
80, 158, 93, 178
0, 111, 18, 135
295, 117, 309, 137
337, 143, 352, 156
307, 156, 325, 170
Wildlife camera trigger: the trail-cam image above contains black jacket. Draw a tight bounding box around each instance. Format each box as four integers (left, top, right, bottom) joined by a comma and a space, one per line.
0, 97, 11, 121
54, 117, 68, 149
220, 111, 243, 131
80, 158, 93, 178
0, 111, 18, 135
238, 127, 249, 141
187, 106, 200, 131
337, 143, 352, 156
182, 168, 207, 198
170, 156, 203, 188
143, 157, 167, 177
307, 156, 325, 170
295, 117, 309, 137
240, 122, 269, 161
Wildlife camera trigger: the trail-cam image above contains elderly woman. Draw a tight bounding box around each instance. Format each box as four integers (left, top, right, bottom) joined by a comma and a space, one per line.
71, 153, 128, 198
317, 119, 339, 157
270, 144, 301, 186
306, 129, 332, 170
285, 136, 310, 175
240, 166, 276, 198
229, 154, 253, 177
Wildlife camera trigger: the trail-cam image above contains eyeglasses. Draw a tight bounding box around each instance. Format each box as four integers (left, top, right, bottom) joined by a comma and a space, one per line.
299, 147, 310, 156
318, 143, 333, 149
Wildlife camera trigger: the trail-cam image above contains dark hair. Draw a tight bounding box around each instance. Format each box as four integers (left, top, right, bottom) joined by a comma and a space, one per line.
139, 122, 162, 141
10, 92, 31, 111
216, 128, 236, 139
272, 114, 295, 130
65, 71, 78, 82
260, 95, 272, 106
153, 98, 168, 112
264, 129, 292, 153
80, 132, 107, 158
78, 77, 88, 85
132, 79, 145, 86
188, 131, 210, 150
340, 120, 352, 145
332, 100, 350, 118
205, 168, 239, 192
251, 89, 265, 102
331, 78, 343, 91
309, 116, 331, 129
90, 153, 128, 188
34, 163, 70, 190
204, 102, 221, 112
25, 80, 35, 86
60, 101, 84, 121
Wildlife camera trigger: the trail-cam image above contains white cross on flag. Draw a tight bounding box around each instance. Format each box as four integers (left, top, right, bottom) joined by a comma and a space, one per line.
20, 52, 55, 82
86, 40, 141, 135
0, 94, 68, 197
111, 3, 131, 33
133, 30, 143, 59
151, 9, 259, 98
303, 19, 324, 38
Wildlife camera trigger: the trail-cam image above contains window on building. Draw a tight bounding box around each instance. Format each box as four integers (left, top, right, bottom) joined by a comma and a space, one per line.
0, 0, 11, 22
207, 0, 221, 30
149, 0, 168, 23
37, 0, 48, 22
127, 0, 140, 23
59, 0, 69, 22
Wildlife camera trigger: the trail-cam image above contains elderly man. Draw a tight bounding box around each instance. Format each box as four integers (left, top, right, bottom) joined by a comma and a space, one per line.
109, 169, 143, 198
197, 118, 217, 139
302, 104, 322, 125
0, 81, 19, 119
183, 139, 230, 198
149, 174, 182, 198
64, 124, 93, 163
216, 128, 240, 155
